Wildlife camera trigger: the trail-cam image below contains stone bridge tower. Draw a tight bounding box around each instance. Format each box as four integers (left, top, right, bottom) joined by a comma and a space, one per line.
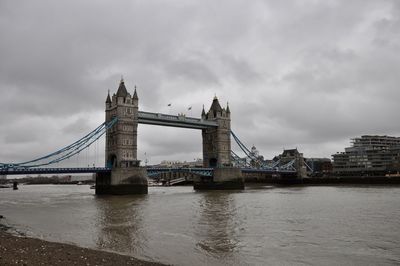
105, 78, 138, 168
96, 78, 148, 195
196, 96, 243, 190
202, 96, 231, 168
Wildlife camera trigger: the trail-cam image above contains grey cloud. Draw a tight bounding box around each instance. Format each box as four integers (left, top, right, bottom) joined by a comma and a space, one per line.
166, 59, 220, 85
1, 0, 400, 164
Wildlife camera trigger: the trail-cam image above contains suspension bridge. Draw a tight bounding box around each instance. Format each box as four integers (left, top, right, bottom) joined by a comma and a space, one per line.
0, 123, 302, 176
0, 79, 308, 193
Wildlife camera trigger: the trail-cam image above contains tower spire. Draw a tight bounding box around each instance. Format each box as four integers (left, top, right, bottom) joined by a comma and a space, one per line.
133, 85, 138, 99
106, 89, 111, 103
226, 101, 230, 113
116, 77, 128, 97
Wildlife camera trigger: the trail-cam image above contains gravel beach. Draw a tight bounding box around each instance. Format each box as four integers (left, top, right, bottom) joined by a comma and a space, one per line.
0, 230, 166, 266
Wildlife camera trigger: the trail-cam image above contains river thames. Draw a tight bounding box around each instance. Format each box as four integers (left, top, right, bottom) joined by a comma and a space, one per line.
1, 184, 400, 265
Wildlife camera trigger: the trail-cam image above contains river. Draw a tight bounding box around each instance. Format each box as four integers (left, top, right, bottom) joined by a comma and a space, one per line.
1, 184, 400, 265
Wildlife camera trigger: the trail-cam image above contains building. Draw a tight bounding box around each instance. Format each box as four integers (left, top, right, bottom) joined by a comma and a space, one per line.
231, 145, 265, 168
155, 159, 203, 168
148, 159, 204, 185
332, 135, 400, 176
304, 158, 332, 176
0, 175, 6, 180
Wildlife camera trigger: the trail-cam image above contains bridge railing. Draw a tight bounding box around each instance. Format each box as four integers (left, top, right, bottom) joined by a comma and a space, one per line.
0, 167, 111, 175
146, 167, 214, 177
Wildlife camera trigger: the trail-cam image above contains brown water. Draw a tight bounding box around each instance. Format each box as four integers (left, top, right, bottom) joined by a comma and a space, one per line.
1, 184, 400, 265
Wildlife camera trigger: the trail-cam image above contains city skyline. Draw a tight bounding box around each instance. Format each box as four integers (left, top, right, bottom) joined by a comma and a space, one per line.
1, 0, 400, 165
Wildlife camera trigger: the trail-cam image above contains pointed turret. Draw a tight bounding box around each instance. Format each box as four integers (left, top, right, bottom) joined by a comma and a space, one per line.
201, 104, 206, 118
226, 102, 230, 114
116, 77, 128, 98
209, 95, 223, 112
133, 85, 138, 99
106, 90, 111, 104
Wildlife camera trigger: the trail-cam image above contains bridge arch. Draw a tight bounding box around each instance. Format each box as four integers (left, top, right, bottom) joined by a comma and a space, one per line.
209, 158, 218, 168
107, 154, 117, 168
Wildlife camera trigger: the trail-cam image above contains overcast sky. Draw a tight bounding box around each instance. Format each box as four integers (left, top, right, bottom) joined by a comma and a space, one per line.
1, 0, 399, 166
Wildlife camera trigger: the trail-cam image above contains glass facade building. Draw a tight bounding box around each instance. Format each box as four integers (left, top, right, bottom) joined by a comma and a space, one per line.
333, 135, 400, 176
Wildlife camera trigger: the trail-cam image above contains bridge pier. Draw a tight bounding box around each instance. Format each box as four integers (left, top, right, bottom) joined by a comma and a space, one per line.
195, 97, 244, 190
96, 167, 148, 195
193, 167, 244, 190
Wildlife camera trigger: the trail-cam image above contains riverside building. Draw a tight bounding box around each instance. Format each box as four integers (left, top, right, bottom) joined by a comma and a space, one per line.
332, 135, 400, 176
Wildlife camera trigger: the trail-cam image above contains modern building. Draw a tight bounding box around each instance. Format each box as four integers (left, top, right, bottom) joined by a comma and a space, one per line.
332, 135, 400, 176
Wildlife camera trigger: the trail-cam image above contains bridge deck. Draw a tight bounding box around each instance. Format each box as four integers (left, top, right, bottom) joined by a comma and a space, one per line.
1, 167, 296, 176
0, 167, 111, 175
138, 111, 218, 129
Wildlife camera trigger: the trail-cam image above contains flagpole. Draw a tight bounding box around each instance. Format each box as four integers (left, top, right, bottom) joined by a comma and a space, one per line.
167, 103, 172, 115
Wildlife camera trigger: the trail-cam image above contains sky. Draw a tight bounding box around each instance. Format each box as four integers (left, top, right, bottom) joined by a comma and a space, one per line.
0, 0, 399, 166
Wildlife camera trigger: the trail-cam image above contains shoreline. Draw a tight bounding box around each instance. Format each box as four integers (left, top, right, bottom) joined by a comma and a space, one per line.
244, 176, 400, 185
0, 224, 166, 266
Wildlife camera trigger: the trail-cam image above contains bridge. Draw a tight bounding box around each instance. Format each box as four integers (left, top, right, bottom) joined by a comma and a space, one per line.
0, 78, 307, 194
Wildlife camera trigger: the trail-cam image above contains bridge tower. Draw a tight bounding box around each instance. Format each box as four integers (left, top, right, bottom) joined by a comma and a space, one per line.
202, 96, 231, 167
196, 97, 243, 189
96, 78, 148, 194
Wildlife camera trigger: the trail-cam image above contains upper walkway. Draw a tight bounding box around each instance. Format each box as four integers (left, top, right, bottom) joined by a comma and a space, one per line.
138, 111, 218, 129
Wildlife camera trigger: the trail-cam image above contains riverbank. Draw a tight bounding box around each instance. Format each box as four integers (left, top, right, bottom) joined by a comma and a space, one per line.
244, 175, 400, 185
0, 227, 165, 266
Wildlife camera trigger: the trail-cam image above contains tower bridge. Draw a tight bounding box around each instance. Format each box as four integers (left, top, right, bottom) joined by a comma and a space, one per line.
100, 78, 242, 194
0, 78, 306, 194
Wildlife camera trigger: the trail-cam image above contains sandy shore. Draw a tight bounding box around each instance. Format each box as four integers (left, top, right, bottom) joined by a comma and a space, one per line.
0, 229, 166, 266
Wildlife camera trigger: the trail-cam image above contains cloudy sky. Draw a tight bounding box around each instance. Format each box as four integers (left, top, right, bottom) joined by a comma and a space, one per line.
0, 0, 399, 166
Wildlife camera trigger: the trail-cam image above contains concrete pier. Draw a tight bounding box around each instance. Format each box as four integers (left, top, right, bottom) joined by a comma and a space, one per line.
96, 167, 148, 195
193, 167, 244, 190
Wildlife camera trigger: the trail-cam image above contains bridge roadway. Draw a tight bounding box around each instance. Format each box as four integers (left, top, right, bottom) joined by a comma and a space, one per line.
0, 167, 296, 176
0, 167, 112, 175
138, 111, 218, 129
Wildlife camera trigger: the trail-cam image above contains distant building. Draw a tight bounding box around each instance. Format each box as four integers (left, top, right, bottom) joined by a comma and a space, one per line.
153, 159, 203, 168
0, 175, 6, 180
58, 175, 72, 182
232, 145, 264, 168
332, 135, 400, 176
148, 159, 204, 184
70, 175, 94, 182
305, 158, 332, 176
